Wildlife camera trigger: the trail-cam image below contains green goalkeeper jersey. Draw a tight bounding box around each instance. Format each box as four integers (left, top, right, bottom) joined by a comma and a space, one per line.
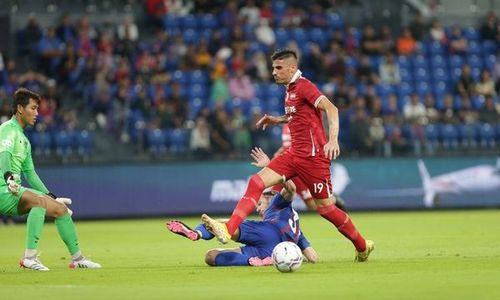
0, 116, 48, 193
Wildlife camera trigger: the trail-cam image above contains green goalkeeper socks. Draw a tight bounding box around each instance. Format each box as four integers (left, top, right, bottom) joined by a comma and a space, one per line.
55, 213, 81, 255
26, 207, 46, 250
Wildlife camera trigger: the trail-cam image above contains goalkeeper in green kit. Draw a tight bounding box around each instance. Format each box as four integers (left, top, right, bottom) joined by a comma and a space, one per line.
0, 88, 101, 271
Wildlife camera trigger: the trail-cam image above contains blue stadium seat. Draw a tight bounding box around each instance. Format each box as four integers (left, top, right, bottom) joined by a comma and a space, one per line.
250, 97, 264, 112
482, 41, 496, 55
147, 129, 167, 155
399, 67, 413, 83
54, 131, 75, 157
457, 123, 477, 148
344, 56, 359, 69
424, 124, 440, 146
463, 27, 480, 41
397, 55, 412, 69
272, 0, 287, 15
468, 41, 482, 56
200, 14, 218, 29
291, 28, 307, 44
440, 124, 459, 149
275, 28, 289, 47
31, 131, 52, 157
266, 96, 283, 112
76, 130, 94, 157
253, 83, 266, 99
448, 55, 464, 69
188, 84, 208, 99
171, 70, 189, 85
168, 129, 189, 153
471, 67, 482, 81
416, 81, 431, 96
496, 124, 500, 143
189, 70, 209, 85
467, 54, 483, 69
484, 54, 496, 71
182, 29, 198, 44
414, 67, 430, 82
433, 81, 449, 98
163, 15, 179, 29
327, 13, 344, 29
309, 28, 327, 48
450, 67, 462, 82
430, 55, 447, 68
266, 84, 284, 98
401, 124, 415, 139
181, 15, 198, 29
478, 123, 496, 148
412, 55, 428, 69
432, 67, 449, 82
375, 84, 394, 97
397, 82, 413, 98
427, 41, 446, 55
188, 98, 205, 120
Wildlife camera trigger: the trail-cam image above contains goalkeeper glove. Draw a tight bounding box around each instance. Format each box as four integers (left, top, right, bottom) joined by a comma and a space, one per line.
47, 192, 74, 216
4, 171, 19, 195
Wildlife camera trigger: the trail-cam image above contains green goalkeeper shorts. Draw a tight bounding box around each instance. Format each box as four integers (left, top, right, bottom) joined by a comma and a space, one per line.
0, 185, 40, 216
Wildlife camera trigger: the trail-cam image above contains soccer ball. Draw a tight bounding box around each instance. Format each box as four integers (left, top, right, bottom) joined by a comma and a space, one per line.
272, 241, 303, 273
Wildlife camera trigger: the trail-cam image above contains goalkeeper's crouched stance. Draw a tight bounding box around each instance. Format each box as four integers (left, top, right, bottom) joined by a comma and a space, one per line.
0, 88, 101, 271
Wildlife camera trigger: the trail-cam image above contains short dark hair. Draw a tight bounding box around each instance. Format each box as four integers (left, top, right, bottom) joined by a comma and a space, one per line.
271, 48, 298, 61
13, 87, 40, 115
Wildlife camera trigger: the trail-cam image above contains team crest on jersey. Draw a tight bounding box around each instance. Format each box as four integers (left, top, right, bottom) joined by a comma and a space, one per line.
1, 139, 12, 148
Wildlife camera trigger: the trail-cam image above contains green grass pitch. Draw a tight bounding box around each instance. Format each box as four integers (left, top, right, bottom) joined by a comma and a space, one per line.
1, 210, 500, 300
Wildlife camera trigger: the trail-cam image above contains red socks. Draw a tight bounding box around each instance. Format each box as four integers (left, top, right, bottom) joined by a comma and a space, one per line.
317, 204, 366, 252
226, 175, 266, 235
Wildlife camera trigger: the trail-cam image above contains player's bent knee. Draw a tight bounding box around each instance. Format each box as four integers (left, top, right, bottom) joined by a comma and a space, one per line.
205, 249, 219, 266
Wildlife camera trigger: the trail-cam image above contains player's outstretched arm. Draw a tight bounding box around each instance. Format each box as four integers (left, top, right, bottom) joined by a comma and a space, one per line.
256, 114, 288, 130
302, 247, 319, 263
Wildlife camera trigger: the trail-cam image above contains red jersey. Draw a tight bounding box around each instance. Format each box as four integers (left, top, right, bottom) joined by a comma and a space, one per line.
281, 124, 291, 148
284, 71, 327, 157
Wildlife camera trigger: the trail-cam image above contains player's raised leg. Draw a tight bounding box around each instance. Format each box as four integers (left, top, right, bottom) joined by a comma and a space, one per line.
202, 167, 283, 244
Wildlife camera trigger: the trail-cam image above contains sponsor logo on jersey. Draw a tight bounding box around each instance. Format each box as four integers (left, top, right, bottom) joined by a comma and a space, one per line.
1, 139, 12, 148
285, 106, 296, 114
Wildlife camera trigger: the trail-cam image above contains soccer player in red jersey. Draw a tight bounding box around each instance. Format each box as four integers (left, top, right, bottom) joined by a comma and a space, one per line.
270, 124, 346, 212
203, 49, 374, 261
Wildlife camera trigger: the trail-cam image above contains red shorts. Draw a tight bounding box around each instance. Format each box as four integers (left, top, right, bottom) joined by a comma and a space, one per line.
271, 176, 312, 201
267, 150, 333, 199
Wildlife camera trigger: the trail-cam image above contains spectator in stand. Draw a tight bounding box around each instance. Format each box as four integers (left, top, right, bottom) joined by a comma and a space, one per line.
324, 41, 346, 83
403, 94, 426, 124
247, 52, 270, 82
480, 12, 499, 41
459, 96, 479, 124
440, 94, 459, 124
449, 25, 468, 55
255, 19, 275, 47
475, 70, 497, 97
361, 24, 383, 55
190, 116, 211, 159
409, 12, 427, 41
307, 3, 327, 27
228, 69, 255, 101
221, 1, 239, 28
146, 0, 168, 26
281, 6, 304, 28
232, 107, 252, 157
259, 0, 274, 24
117, 16, 139, 43
23, 14, 43, 56
56, 14, 76, 43
479, 95, 500, 123
169, 82, 188, 129
210, 106, 233, 155
349, 108, 373, 155
344, 26, 359, 56
168, 0, 193, 16
397, 28, 417, 56
456, 64, 476, 98
429, 19, 447, 44
356, 55, 378, 84
383, 93, 403, 126
369, 117, 385, 156
380, 25, 396, 54
239, 0, 261, 26
423, 94, 441, 124
379, 53, 401, 84
37, 27, 64, 77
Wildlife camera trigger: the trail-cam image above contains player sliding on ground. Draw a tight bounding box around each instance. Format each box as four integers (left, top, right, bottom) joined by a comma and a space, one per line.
166, 148, 318, 267
0, 88, 101, 271
202, 49, 374, 262
167, 181, 318, 267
